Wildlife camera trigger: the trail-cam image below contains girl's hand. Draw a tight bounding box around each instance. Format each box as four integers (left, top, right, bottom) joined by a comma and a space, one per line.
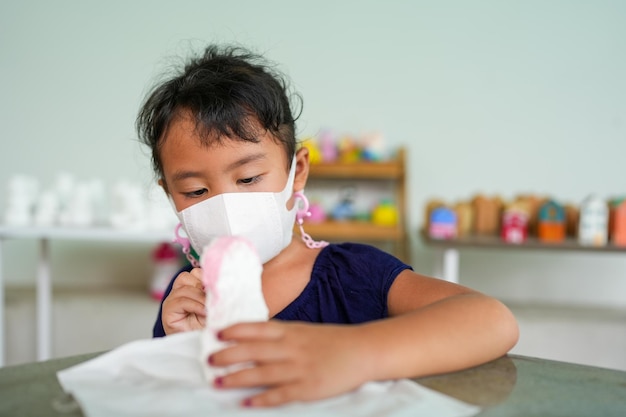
161, 268, 206, 334
208, 321, 371, 407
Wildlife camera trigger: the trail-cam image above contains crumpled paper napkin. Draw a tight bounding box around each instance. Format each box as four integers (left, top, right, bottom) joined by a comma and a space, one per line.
57, 330, 481, 417
199, 236, 269, 380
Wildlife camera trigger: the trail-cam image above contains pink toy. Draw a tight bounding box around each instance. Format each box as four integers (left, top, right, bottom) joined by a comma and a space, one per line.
307, 201, 327, 223
319, 129, 338, 162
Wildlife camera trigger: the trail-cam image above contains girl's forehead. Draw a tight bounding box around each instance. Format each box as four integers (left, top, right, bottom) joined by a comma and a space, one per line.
161, 117, 286, 172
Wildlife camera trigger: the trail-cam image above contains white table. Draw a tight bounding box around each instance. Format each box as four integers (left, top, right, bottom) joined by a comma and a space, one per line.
0, 226, 173, 366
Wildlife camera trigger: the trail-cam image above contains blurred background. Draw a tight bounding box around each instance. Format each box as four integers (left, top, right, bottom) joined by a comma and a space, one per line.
1, 1, 625, 368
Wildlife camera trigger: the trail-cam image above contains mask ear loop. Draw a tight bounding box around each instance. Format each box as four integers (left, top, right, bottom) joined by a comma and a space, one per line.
173, 223, 200, 268
294, 191, 329, 249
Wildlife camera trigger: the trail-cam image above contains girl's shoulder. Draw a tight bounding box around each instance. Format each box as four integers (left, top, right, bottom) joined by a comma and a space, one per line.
315, 242, 411, 271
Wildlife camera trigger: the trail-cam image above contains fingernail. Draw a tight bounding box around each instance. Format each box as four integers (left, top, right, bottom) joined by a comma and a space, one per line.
207, 355, 214, 365
216, 331, 224, 340
214, 377, 223, 387
242, 398, 253, 407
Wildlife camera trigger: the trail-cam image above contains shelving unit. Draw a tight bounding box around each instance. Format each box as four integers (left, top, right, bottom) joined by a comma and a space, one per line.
303, 148, 408, 262
0, 226, 172, 366
420, 230, 626, 283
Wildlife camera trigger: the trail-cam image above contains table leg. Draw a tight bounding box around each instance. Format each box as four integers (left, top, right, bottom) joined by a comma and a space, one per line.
0, 239, 4, 366
37, 238, 51, 361
442, 248, 460, 284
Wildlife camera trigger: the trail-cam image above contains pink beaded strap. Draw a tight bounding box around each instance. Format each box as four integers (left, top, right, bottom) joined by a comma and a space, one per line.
294, 191, 329, 249
173, 223, 200, 268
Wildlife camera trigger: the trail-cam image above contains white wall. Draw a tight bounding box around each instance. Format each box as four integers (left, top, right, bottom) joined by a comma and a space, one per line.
1, 1, 625, 306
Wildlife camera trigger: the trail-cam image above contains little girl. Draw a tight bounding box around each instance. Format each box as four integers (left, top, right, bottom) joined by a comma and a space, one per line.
136, 44, 519, 408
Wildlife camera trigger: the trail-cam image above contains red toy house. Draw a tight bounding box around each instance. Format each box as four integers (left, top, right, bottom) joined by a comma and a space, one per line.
501, 209, 529, 244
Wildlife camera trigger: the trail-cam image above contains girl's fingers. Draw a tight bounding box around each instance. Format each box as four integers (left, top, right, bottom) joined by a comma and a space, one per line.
215, 362, 298, 389
217, 321, 287, 342
210, 339, 289, 367
167, 285, 206, 307
172, 269, 204, 290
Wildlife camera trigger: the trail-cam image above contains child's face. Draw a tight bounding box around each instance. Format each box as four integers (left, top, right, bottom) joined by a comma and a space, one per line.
159, 114, 297, 213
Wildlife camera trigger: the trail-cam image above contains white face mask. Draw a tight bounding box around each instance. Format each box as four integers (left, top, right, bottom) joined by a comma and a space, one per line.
172, 157, 298, 265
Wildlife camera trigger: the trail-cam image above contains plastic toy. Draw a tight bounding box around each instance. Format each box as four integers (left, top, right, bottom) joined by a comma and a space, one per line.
319, 129, 338, 163
610, 198, 626, 246
150, 242, 181, 301
564, 204, 580, 237
512, 194, 545, 235
331, 185, 356, 221
371, 199, 398, 227
301, 137, 322, 165
429, 206, 457, 240
307, 201, 327, 224
471, 194, 503, 235
453, 202, 473, 236
578, 195, 608, 246
537, 199, 566, 242
501, 208, 528, 244
360, 131, 386, 161
337, 135, 361, 163
424, 199, 446, 233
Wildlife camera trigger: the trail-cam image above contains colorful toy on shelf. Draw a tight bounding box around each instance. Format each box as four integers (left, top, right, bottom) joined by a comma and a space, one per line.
150, 242, 181, 301
371, 199, 399, 227
512, 194, 545, 236
360, 131, 386, 161
564, 204, 580, 237
471, 194, 503, 235
301, 137, 322, 165
453, 202, 473, 236
610, 198, 626, 246
501, 207, 529, 244
429, 206, 457, 240
331, 185, 356, 221
537, 199, 566, 243
578, 195, 608, 246
319, 129, 338, 163
424, 199, 446, 232
307, 201, 327, 224
337, 135, 361, 164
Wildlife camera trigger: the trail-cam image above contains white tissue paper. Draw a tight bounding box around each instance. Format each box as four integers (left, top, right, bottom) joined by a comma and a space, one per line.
199, 236, 269, 380
56, 236, 481, 417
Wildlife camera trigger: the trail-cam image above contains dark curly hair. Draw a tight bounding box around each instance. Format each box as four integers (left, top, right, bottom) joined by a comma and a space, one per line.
136, 44, 301, 178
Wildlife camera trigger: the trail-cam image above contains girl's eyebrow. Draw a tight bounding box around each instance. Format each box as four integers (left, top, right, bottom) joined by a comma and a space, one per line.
170, 170, 203, 182
225, 152, 267, 172
170, 153, 268, 183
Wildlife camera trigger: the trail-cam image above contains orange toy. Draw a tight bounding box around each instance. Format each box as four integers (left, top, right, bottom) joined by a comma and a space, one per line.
611, 199, 626, 246
537, 200, 566, 243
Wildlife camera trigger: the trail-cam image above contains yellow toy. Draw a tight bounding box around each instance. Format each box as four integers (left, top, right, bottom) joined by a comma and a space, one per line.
371, 199, 399, 227
301, 137, 322, 164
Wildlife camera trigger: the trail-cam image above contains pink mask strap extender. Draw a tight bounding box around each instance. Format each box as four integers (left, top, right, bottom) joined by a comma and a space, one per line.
294, 191, 329, 249
173, 223, 200, 268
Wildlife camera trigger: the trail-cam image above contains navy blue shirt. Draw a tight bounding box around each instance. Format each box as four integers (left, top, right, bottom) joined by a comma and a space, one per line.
153, 243, 412, 337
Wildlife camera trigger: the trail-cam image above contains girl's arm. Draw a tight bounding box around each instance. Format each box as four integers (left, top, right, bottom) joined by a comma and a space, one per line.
210, 270, 519, 407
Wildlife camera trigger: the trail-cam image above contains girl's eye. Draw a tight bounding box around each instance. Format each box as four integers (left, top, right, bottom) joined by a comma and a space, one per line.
238, 176, 260, 185
185, 189, 207, 198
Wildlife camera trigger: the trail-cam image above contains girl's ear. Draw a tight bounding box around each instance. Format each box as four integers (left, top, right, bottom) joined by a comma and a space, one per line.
158, 178, 170, 195
293, 147, 309, 191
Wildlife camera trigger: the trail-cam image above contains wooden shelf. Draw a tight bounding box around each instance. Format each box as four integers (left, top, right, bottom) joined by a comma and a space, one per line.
302, 221, 405, 241
304, 148, 408, 261
308, 159, 403, 179
420, 230, 626, 254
